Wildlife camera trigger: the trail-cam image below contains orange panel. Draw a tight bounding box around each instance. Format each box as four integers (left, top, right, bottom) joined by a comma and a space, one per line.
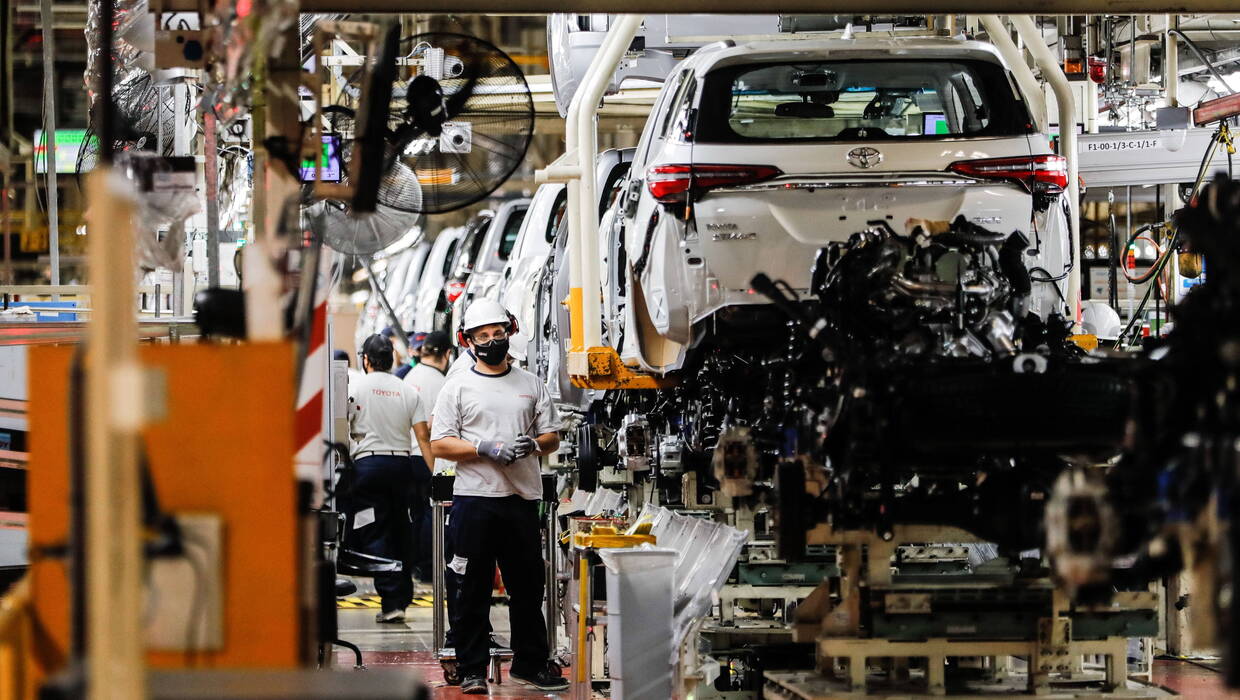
28, 343, 301, 677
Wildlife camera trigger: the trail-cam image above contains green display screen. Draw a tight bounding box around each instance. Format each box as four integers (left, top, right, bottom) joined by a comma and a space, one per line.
34, 129, 97, 174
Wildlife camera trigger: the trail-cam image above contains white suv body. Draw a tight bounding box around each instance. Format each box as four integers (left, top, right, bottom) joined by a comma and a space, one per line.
614, 37, 1071, 374
412, 225, 467, 333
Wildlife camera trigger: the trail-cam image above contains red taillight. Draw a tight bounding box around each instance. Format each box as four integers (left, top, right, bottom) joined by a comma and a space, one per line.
445, 281, 466, 304
948, 155, 1068, 194
646, 164, 783, 204
1088, 56, 1107, 84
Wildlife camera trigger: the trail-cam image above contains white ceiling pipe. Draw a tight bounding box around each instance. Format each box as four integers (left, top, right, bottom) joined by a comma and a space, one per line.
979, 15, 1048, 132
566, 14, 644, 352
1010, 14, 1081, 320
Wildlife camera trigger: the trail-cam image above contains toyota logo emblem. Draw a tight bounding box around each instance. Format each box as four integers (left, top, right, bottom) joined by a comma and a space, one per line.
846, 146, 883, 169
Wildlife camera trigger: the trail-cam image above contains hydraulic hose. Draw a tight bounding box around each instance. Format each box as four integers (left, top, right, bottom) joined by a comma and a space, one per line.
1167, 29, 1235, 96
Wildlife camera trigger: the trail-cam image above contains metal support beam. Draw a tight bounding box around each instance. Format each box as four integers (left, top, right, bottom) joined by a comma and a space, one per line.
245, 22, 303, 340
1011, 15, 1082, 319
203, 109, 221, 288
85, 168, 145, 700
575, 15, 643, 351
40, 0, 59, 297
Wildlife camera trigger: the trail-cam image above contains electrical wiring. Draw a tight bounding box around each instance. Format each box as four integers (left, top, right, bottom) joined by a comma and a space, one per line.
1029, 266, 1068, 308
177, 531, 213, 666
1112, 241, 1177, 349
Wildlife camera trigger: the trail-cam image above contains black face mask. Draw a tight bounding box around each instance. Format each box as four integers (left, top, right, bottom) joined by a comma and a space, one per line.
473, 338, 509, 367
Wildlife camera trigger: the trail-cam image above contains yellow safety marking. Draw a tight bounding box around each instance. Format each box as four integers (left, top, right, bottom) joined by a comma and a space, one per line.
567, 288, 584, 353
410, 597, 433, 608
338, 595, 383, 609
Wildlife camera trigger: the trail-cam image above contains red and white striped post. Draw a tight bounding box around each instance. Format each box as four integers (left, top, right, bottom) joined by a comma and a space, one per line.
295, 249, 338, 486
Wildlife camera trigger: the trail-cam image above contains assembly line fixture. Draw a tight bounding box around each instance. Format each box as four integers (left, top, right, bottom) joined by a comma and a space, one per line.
540, 13, 1084, 389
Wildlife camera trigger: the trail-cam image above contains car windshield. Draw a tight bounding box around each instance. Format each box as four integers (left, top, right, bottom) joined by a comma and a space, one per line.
496, 206, 528, 262
695, 59, 1032, 143
451, 218, 491, 277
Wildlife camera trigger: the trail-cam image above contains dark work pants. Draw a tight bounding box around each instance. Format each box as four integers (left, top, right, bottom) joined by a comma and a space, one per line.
348, 455, 415, 612
409, 456, 432, 581
443, 503, 494, 648
450, 495, 549, 677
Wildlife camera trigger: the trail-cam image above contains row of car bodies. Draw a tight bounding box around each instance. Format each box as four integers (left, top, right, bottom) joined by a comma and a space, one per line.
362, 34, 1074, 448
355, 198, 531, 347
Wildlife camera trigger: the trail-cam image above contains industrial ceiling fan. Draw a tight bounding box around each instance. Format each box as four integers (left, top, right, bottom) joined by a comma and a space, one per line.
307, 25, 536, 257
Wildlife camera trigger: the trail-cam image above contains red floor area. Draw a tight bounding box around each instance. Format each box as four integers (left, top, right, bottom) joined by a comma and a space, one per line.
338, 640, 1239, 698
1153, 658, 1239, 699
337, 650, 569, 698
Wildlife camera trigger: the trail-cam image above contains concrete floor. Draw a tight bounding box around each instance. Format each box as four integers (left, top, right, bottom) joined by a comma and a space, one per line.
332, 595, 569, 699
329, 583, 1237, 699
1150, 658, 1238, 699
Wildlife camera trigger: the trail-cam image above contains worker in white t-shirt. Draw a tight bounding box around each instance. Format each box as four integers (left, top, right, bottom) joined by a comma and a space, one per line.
401, 330, 452, 583
430, 299, 567, 695
403, 330, 453, 473
446, 345, 475, 379
347, 333, 434, 623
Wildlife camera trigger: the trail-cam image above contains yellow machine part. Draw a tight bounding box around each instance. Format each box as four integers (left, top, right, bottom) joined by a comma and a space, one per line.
568, 347, 676, 390
571, 524, 657, 549
1070, 334, 1100, 352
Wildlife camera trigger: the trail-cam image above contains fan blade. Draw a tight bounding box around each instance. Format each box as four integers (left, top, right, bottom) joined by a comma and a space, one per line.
382, 121, 429, 174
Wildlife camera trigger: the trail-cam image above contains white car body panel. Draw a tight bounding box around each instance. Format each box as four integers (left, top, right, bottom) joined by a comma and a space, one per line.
616, 37, 1070, 373
392, 242, 432, 330
499, 185, 566, 363
412, 226, 466, 333
462, 198, 532, 307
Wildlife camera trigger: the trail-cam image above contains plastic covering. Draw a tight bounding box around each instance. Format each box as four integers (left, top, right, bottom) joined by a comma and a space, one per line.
205, 0, 300, 126
599, 547, 676, 700
84, 0, 151, 110
565, 488, 626, 516
118, 152, 203, 272
630, 504, 748, 647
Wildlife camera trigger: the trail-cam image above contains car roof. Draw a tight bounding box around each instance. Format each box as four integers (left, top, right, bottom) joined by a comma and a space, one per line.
688, 37, 1008, 74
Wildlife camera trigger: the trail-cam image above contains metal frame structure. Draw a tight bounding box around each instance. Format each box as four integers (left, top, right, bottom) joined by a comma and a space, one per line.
70, 6, 1229, 699
541, 13, 1084, 388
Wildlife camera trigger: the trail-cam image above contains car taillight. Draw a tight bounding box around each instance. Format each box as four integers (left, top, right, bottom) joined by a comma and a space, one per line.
1088, 56, 1107, 84
948, 155, 1068, 194
445, 281, 466, 304
646, 164, 783, 204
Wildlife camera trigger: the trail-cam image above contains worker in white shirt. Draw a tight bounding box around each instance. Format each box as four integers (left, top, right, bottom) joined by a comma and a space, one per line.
431, 299, 567, 694
401, 330, 452, 581
347, 333, 435, 623
406, 330, 496, 658
446, 344, 475, 379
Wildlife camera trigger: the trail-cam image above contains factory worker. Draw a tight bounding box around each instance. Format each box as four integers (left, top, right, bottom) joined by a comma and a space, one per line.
430, 298, 567, 694
402, 330, 452, 581
406, 329, 496, 660
395, 331, 427, 380
347, 333, 434, 623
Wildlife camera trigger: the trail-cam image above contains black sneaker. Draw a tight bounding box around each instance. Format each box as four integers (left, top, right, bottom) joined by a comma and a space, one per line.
460, 674, 488, 695
510, 666, 569, 691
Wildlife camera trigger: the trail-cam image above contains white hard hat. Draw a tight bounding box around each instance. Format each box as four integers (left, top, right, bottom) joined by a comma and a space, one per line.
1081, 301, 1122, 340
460, 298, 516, 335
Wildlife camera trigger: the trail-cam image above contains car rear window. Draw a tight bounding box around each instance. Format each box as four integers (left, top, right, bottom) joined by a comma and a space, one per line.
695, 59, 1032, 143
